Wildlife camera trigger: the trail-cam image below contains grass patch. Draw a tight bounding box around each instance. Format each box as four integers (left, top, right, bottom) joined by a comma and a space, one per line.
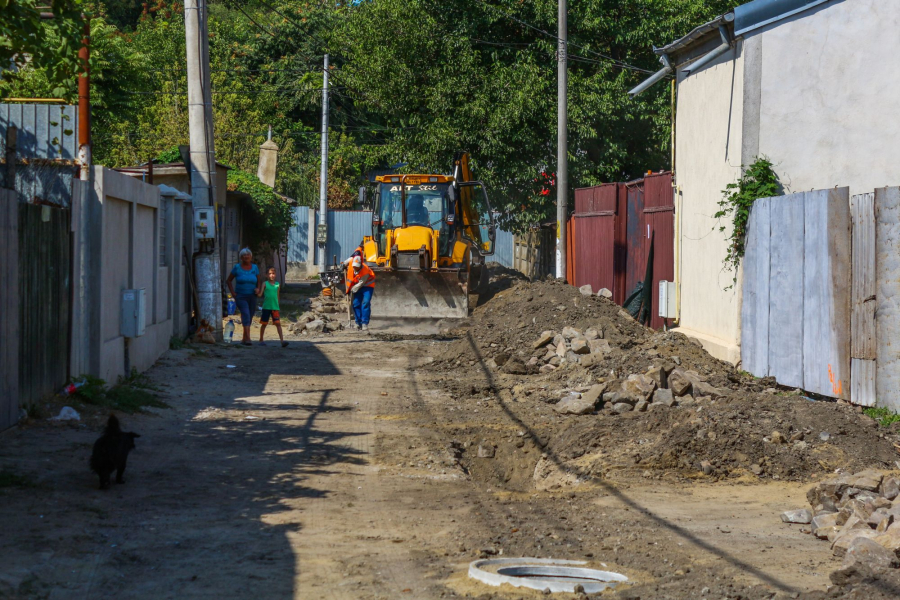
169, 335, 186, 350
0, 469, 35, 488
863, 406, 900, 427
20, 401, 48, 420
71, 370, 168, 414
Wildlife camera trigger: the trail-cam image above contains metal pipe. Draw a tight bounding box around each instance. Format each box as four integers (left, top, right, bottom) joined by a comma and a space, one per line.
682, 26, 731, 74
77, 18, 90, 183
628, 54, 672, 97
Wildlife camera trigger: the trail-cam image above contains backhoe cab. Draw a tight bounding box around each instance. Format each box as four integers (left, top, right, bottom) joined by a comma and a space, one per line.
358, 153, 496, 319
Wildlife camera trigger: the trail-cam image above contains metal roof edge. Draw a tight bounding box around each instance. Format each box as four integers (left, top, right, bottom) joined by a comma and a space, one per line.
733, 0, 833, 36
654, 12, 735, 56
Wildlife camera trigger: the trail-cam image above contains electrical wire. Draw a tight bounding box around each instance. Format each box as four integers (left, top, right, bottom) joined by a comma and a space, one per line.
472, 0, 655, 74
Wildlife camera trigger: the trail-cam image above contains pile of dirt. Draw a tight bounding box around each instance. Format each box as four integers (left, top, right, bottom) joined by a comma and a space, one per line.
430, 269, 900, 486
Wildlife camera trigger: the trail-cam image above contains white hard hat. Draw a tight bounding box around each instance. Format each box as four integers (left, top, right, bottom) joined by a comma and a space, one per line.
352, 256, 362, 268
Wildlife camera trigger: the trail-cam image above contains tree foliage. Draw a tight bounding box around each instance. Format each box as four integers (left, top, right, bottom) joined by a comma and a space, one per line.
0, 0, 87, 97
227, 168, 295, 255
2, 0, 741, 236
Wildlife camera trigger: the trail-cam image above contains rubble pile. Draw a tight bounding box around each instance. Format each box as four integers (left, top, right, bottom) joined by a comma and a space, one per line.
433, 270, 900, 483
784, 470, 900, 588
286, 293, 348, 335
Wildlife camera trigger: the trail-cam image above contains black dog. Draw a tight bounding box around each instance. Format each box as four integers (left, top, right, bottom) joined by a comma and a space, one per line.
90, 415, 140, 489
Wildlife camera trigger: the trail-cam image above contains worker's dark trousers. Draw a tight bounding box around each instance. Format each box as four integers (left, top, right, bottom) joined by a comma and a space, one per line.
352, 287, 374, 325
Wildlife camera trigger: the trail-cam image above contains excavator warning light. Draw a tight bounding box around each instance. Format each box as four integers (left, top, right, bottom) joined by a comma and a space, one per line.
429, 176, 438, 182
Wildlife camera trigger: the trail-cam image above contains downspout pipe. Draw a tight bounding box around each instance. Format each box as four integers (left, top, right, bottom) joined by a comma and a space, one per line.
682, 26, 732, 74
628, 54, 672, 97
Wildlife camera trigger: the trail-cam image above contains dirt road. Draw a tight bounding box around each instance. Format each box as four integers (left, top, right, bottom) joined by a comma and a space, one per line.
0, 331, 855, 599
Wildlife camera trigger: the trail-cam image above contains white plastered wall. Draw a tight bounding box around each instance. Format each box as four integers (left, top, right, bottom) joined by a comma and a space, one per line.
674, 44, 745, 364
754, 0, 900, 201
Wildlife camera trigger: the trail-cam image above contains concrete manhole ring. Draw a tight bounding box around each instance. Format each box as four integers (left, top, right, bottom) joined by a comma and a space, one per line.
468, 557, 628, 593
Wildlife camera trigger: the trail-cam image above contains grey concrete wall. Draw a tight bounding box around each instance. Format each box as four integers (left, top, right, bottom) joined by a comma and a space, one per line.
87, 168, 189, 384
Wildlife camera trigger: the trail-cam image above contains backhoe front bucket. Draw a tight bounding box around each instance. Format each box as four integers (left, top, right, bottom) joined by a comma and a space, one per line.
369, 270, 468, 319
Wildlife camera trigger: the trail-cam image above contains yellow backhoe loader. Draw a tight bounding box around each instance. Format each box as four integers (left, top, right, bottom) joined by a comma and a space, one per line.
337, 152, 496, 320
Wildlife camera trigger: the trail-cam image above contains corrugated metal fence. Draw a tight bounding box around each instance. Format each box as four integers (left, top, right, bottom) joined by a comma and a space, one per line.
18, 203, 71, 405
0, 188, 19, 430
0, 104, 79, 206
286, 207, 517, 272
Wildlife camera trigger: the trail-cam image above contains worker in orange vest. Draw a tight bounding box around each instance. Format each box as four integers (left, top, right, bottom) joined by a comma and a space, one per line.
341, 240, 366, 289
347, 256, 376, 331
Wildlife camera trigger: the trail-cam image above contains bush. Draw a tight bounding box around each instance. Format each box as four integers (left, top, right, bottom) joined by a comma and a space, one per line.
71, 370, 168, 414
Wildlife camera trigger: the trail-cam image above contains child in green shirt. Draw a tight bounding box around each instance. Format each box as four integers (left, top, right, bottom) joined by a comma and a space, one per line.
257, 268, 287, 347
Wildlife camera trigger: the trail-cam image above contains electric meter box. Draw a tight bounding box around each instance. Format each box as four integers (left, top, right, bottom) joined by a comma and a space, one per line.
658, 280, 676, 319
121, 288, 146, 338
316, 223, 328, 244
194, 206, 216, 240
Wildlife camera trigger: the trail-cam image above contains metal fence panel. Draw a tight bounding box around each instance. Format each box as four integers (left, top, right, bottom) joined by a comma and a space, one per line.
324, 210, 372, 266
492, 228, 514, 268
0, 103, 78, 159
287, 206, 309, 263
0, 188, 19, 430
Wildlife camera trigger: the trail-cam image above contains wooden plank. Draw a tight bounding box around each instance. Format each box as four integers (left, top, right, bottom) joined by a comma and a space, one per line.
740, 197, 770, 377
851, 358, 876, 407
851, 193, 876, 359
876, 187, 900, 413
768, 192, 806, 389
802, 187, 850, 399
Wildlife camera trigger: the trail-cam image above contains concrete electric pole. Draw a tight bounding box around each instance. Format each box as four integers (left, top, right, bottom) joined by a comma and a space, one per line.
317, 54, 330, 273
556, 0, 568, 280
184, 0, 222, 333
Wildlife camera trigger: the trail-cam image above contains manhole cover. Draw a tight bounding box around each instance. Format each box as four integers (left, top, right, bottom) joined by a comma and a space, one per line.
468, 557, 628, 593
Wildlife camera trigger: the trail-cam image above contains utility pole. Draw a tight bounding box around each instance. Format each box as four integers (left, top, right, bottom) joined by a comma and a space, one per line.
77, 18, 90, 182
317, 54, 330, 273
184, 0, 222, 333
556, 0, 568, 280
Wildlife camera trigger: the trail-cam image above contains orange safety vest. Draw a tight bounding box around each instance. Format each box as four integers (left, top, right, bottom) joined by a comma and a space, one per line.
348, 263, 376, 290
345, 246, 365, 289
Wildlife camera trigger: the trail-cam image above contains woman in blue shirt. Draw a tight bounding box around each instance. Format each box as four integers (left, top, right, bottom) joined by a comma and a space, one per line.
225, 248, 262, 346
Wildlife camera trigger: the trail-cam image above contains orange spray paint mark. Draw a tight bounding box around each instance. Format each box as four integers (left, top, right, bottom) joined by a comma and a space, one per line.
828, 364, 843, 397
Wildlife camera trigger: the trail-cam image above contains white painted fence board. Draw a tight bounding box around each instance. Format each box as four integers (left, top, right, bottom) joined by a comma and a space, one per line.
740, 197, 770, 377
802, 188, 850, 400
851, 358, 876, 407
767, 193, 805, 389
851, 193, 876, 360
875, 187, 900, 413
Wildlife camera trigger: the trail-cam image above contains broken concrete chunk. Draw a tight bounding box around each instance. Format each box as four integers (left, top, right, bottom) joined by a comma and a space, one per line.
562, 326, 582, 340
612, 402, 634, 414
781, 509, 813, 524
771, 431, 787, 444
306, 319, 325, 333
634, 400, 649, 413
832, 528, 881, 557
815, 526, 840, 540
570, 338, 591, 355
691, 379, 725, 399
539, 364, 557, 374
813, 512, 846, 535
850, 470, 884, 493
554, 393, 598, 415
584, 327, 601, 340
842, 536, 900, 570
555, 340, 567, 358
579, 284, 593, 297
881, 477, 900, 501
581, 383, 607, 406
652, 388, 676, 407
699, 460, 713, 475
646, 365, 668, 389
598, 288, 613, 299
668, 369, 692, 397
621, 373, 657, 401
588, 339, 611, 356
532, 331, 555, 349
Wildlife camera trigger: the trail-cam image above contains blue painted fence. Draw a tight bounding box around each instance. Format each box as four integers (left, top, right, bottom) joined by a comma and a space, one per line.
286, 207, 514, 269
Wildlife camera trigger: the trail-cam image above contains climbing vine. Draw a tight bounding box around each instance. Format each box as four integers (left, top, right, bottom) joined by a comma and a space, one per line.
227, 169, 295, 256
715, 157, 780, 289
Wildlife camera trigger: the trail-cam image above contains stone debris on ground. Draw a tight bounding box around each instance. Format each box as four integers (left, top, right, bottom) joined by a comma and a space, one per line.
432, 270, 900, 484
285, 293, 348, 335
782, 469, 900, 592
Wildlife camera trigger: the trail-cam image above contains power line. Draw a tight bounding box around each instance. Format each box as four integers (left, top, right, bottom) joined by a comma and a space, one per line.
234, 4, 278, 39
472, 0, 654, 74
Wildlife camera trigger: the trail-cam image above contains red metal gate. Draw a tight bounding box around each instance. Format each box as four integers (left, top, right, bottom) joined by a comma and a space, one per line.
572, 172, 673, 329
